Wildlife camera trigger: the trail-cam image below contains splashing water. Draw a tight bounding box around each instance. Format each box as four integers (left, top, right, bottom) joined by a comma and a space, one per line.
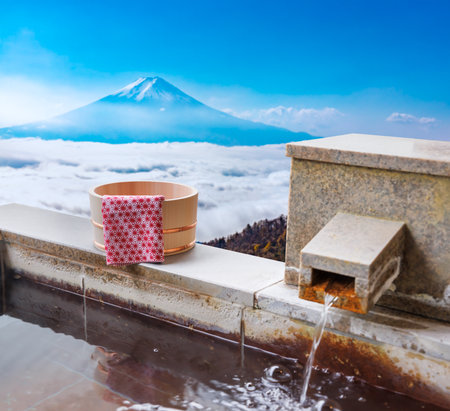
300, 293, 338, 405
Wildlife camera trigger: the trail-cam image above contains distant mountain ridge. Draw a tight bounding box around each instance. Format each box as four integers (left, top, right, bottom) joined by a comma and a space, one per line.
0, 76, 316, 146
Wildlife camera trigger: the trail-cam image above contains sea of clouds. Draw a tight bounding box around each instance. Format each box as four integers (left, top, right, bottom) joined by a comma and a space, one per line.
0, 138, 291, 241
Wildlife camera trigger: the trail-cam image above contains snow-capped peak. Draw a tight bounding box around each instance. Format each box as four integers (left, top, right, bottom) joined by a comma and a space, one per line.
108, 76, 198, 105
114, 77, 149, 95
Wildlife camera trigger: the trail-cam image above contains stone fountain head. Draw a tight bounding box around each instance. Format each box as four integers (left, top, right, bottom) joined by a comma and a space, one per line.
298, 212, 405, 314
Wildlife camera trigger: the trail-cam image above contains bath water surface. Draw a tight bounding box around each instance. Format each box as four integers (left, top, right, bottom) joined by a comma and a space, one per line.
0, 275, 445, 411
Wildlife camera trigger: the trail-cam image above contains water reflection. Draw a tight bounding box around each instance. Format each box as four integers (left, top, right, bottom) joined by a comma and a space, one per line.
0, 274, 445, 411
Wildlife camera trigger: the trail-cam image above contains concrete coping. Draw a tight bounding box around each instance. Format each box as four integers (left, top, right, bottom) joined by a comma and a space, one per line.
0, 203, 449, 363
286, 134, 450, 177
0, 203, 284, 308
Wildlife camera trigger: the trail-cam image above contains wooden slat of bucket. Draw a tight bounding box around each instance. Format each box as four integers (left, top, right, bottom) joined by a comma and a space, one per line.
93, 239, 196, 256
91, 219, 197, 234
90, 219, 197, 256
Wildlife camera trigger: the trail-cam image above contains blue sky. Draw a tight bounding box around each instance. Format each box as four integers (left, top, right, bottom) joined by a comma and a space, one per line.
1, 0, 449, 139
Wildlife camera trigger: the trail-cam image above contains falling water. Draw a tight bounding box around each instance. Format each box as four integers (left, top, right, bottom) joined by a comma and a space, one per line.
300, 293, 337, 405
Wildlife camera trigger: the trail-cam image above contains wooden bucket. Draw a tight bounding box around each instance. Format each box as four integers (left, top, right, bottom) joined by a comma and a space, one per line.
89, 181, 198, 256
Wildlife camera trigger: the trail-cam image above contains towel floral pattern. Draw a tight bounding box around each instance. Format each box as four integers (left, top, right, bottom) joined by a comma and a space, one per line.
101, 195, 165, 265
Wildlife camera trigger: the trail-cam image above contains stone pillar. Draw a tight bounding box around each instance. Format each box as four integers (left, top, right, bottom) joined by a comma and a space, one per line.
285, 134, 450, 321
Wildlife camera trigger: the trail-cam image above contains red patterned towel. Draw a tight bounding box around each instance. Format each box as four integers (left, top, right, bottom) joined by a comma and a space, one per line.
101, 195, 165, 265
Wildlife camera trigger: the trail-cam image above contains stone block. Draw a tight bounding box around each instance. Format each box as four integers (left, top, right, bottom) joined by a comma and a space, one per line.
285, 134, 450, 321
299, 212, 405, 313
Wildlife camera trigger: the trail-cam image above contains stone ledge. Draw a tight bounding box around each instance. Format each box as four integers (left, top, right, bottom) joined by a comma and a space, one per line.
0, 203, 284, 307
286, 134, 450, 177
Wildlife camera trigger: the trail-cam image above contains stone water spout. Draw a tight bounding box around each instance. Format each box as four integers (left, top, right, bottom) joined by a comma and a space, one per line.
285, 134, 449, 321
298, 212, 405, 314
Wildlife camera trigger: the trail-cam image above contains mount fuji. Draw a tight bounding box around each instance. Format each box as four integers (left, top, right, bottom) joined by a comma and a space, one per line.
0, 77, 315, 146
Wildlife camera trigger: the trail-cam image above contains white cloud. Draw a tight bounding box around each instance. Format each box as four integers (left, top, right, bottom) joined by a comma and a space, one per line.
386, 112, 436, 125
222, 106, 343, 133
0, 138, 291, 241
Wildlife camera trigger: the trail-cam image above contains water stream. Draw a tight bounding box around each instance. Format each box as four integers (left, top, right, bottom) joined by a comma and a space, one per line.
300, 293, 338, 405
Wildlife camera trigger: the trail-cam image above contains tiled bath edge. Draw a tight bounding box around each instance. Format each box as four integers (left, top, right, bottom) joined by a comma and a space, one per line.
1, 204, 449, 408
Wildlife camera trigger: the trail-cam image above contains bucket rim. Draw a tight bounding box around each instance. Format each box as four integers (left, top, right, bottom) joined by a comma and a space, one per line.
88, 180, 198, 202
